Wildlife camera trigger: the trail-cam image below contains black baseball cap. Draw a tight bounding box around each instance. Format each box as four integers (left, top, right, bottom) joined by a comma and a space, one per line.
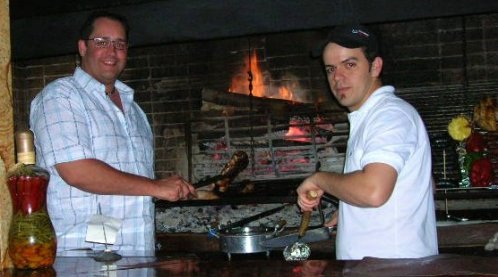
311, 24, 379, 58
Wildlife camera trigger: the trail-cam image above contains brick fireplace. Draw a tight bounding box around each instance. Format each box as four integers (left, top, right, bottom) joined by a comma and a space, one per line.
14, 13, 498, 181
11, 13, 498, 241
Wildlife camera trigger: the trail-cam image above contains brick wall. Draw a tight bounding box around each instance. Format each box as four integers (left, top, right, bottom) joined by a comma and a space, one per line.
12, 13, 498, 183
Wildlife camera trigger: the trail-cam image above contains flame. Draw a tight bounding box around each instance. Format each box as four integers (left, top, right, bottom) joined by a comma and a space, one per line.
229, 50, 301, 101
229, 50, 266, 97
278, 86, 294, 101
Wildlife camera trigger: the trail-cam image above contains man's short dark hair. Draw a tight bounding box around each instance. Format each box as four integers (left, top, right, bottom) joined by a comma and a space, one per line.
79, 11, 130, 41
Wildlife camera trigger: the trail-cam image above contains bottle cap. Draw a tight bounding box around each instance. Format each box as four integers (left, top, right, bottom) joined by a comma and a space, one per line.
15, 130, 35, 165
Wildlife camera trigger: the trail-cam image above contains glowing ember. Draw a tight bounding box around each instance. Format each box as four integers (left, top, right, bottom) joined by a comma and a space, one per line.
285, 116, 331, 143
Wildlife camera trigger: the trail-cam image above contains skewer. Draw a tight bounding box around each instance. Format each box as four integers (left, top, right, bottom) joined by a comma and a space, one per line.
98, 204, 110, 252
443, 149, 447, 179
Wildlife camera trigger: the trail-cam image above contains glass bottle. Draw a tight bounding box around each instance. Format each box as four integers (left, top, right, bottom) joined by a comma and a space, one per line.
7, 130, 56, 269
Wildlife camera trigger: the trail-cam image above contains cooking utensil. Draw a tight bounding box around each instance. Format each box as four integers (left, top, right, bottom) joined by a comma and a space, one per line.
260, 226, 334, 249
193, 151, 248, 189
208, 204, 290, 239
218, 204, 290, 233
283, 190, 318, 261
219, 220, 286, 261
206, 203, 289, 261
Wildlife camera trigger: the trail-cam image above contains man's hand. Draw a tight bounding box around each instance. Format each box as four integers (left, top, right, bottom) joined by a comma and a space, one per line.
56, 159, 197, 201
153, 175, 197, 201
296, 175, 323, 212
295, 163, 397, 209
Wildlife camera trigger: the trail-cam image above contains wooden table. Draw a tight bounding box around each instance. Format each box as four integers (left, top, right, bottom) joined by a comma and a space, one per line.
3, 253, 498, 276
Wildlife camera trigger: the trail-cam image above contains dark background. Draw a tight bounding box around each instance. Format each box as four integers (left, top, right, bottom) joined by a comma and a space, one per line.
10, 0, 498, 59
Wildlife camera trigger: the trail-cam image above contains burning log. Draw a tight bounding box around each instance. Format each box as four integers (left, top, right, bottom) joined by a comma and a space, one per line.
201, 88, 317, 118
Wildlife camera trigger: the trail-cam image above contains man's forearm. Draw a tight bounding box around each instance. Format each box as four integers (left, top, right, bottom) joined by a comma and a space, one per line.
311, 163, 396, 207
55, 158, 157, 196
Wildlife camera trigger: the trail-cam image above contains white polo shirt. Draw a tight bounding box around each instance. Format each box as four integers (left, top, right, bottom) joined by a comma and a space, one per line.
336, 86, 438, 260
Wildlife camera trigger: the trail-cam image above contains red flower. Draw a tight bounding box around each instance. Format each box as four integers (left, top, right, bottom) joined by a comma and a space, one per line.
470, 158, 494, 187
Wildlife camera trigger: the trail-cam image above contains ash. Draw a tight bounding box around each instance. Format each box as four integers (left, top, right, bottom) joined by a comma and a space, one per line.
156, 203, 336, 233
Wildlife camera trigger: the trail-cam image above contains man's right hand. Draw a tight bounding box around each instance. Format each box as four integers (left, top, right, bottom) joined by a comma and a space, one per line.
296, 174, 323, 212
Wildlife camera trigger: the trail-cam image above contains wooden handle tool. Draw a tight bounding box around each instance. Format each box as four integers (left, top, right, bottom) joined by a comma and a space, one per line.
298, 190, 318, 238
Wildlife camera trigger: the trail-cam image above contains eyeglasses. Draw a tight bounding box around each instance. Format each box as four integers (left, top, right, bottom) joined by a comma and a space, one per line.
85, 37, 128, 50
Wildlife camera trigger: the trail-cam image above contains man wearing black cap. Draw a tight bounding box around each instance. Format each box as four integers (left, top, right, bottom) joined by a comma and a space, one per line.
296, 24, 438, 260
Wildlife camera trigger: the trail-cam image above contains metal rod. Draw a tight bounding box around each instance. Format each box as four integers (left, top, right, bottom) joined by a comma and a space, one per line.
98, 204, 109, 250
218, 204, 290, 232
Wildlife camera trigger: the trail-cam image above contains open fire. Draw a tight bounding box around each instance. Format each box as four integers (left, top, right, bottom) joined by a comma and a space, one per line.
227, 50, 333, 143
188, 50, 348, 186
228, 50, 311, 103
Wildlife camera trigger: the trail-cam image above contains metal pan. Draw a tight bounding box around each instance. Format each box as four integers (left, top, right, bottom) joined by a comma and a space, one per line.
219, 220, 286, 260
219, 226, 275, 255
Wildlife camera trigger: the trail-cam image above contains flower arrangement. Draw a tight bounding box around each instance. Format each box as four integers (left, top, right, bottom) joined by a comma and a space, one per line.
447, 97, 496, 188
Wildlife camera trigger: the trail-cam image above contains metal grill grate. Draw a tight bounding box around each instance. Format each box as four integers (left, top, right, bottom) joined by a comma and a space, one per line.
187, 82, 498, 187
187, 109, 349, 183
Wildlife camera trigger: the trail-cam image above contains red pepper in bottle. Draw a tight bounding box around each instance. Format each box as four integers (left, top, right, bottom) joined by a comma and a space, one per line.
470, 158, 494, 187
7, 130, 56, 270
8, 174, 49, 215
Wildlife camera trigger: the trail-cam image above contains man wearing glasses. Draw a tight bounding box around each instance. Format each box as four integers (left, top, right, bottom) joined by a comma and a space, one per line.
29, 11, 196, 257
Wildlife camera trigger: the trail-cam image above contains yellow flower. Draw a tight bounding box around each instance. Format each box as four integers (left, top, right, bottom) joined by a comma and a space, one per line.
448, 115, 472, 141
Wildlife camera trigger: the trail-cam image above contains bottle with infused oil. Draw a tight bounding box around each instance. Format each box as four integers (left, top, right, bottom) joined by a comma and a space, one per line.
7, 130, 56, 269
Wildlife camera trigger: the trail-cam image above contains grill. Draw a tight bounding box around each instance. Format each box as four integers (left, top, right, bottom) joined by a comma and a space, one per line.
186, 89, 349, 187
183, 84, 498, 191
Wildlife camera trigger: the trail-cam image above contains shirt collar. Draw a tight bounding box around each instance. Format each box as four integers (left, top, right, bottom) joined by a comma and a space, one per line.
348, 85, 395, 120
73, 67, 133, 98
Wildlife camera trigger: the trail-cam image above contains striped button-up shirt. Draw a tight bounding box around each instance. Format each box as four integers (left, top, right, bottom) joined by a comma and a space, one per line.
30, 67, 155, 257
